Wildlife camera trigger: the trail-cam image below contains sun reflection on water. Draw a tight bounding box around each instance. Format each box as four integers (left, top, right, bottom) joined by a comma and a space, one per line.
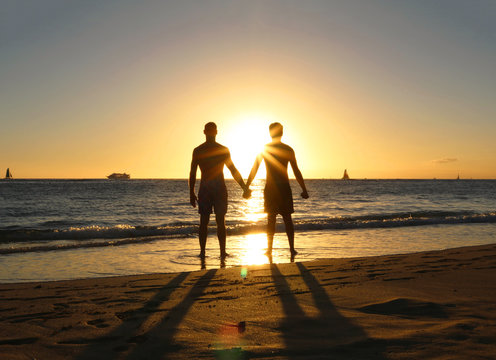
240, 179, 265, 223
235, 179, 269, 265
238, 233, 268, 265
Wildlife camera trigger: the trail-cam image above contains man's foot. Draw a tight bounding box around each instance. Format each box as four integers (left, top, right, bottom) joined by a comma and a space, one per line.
220, 252, 230, 258
199, 251, 206, 258
264, 249, 272, 256
290, 249, 298, 256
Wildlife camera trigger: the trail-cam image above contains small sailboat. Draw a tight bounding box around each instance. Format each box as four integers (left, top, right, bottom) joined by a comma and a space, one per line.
456, 173, 460, 180
5, 168, 13, 179
341, 169, 350, 180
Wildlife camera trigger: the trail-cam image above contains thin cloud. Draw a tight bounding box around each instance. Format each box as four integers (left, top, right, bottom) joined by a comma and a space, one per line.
433, 158, 458, 164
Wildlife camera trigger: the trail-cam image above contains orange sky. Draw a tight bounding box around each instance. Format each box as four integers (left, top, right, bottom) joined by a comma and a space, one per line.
1, 1, 495, 179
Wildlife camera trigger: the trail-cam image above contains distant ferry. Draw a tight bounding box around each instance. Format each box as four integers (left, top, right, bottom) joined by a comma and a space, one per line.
4, 168, 13, 179
107, 173, 130, 180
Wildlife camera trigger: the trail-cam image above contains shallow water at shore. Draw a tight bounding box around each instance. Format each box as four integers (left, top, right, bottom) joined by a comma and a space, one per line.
1, 223, 495, 283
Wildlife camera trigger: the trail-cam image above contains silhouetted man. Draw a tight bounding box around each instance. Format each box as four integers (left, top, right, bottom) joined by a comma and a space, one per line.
246, 122, 309, 257
190, 122, 251, 258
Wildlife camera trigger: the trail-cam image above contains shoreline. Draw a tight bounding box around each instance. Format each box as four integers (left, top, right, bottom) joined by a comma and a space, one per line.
1, 243, 495, 359
3, 223, 496, 284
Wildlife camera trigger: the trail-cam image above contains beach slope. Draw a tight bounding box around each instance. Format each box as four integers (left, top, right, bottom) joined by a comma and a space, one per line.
1, 243, 495, 359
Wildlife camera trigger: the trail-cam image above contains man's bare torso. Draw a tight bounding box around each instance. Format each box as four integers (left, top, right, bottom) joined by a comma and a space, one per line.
193, 142, 230, 183
263, 142, 294, 186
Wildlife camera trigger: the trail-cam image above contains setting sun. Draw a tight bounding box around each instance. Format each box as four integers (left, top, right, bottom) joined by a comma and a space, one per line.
223, 114, 272, 179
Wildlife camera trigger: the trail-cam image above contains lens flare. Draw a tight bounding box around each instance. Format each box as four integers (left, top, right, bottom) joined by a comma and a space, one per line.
215, 321, 247, 359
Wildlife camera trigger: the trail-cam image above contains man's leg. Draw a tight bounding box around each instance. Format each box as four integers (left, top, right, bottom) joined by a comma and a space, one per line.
282, 213, 297, 256
199, 213, 210, 257
266, 213, 277, 255
215, 213, 227, 257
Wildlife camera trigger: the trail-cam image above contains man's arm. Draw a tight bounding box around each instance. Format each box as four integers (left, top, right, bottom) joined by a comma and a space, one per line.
189, 150, 198, 207
225, 151, 250, 197
289, 150, 309, 199
246, 153, 262, 188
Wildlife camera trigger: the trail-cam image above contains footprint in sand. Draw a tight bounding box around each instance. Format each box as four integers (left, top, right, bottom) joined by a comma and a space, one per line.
87, 318, 110, 328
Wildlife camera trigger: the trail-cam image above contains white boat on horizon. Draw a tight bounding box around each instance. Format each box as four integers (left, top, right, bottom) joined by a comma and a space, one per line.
107, 173, 130, 180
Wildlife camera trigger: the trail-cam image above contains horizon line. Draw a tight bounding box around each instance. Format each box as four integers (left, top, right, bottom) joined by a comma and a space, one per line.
2, 177, 495, 181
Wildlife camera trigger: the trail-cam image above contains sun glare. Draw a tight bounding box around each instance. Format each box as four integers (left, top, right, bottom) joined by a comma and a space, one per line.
239, 179, 265, 222
223, 114, 271, 178
239, 233, 268, 265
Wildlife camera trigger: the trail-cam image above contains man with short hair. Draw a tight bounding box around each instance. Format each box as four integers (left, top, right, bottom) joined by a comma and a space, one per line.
189, 122, 251, 258
246, 122, 309, 257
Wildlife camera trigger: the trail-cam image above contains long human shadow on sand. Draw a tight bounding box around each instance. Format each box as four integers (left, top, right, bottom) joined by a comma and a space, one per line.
270, 263, 387, 359
75, 269, 216, 360
75, 271, 189, 360
124, 269, 217, 359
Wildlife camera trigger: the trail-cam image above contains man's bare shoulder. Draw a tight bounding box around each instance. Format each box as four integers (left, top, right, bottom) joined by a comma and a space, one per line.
211, 142, 229, 155
193, 142, 206, 151
214, 142, 229, 151
192, 144, 203, 158
265, 142, 294, 152
280, 142, 294, 151
194, 142, 229, 155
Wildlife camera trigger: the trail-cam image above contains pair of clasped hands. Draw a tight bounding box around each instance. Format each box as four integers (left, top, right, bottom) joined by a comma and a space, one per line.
242, 186, 252, 199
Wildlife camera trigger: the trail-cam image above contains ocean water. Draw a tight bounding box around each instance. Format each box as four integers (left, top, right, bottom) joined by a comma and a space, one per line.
1, 179, 495, 282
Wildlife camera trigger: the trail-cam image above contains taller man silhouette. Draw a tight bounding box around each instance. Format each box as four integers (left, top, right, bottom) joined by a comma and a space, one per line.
189, 122, 251, 258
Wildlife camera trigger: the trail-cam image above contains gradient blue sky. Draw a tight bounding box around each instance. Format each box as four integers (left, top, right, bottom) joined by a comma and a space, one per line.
1, 0, 495, 178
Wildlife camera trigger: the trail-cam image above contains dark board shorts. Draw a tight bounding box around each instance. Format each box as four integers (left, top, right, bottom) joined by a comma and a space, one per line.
198, 181, 228, 215
264, 182, 294, 215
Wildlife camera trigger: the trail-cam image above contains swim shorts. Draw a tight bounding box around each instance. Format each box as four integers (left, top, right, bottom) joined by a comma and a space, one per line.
198, 180, 228, 215
264, 182, 294, 215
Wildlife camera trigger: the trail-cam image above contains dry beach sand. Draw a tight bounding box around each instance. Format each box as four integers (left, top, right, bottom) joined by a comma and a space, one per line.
1, 243, 495, 359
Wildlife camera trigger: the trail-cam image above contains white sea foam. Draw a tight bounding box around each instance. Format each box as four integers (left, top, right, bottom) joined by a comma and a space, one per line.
1, 211, 495, 254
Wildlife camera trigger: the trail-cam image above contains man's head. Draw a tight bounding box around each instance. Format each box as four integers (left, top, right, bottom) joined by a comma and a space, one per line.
204, 122, 217, 138
269, 122, 283, 139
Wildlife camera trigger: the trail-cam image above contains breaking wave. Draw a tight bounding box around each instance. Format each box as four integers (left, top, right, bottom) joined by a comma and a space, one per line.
1, 210, 495, 254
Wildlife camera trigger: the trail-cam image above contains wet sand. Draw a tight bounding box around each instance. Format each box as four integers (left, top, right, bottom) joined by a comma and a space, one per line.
1, 243, 495, 359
